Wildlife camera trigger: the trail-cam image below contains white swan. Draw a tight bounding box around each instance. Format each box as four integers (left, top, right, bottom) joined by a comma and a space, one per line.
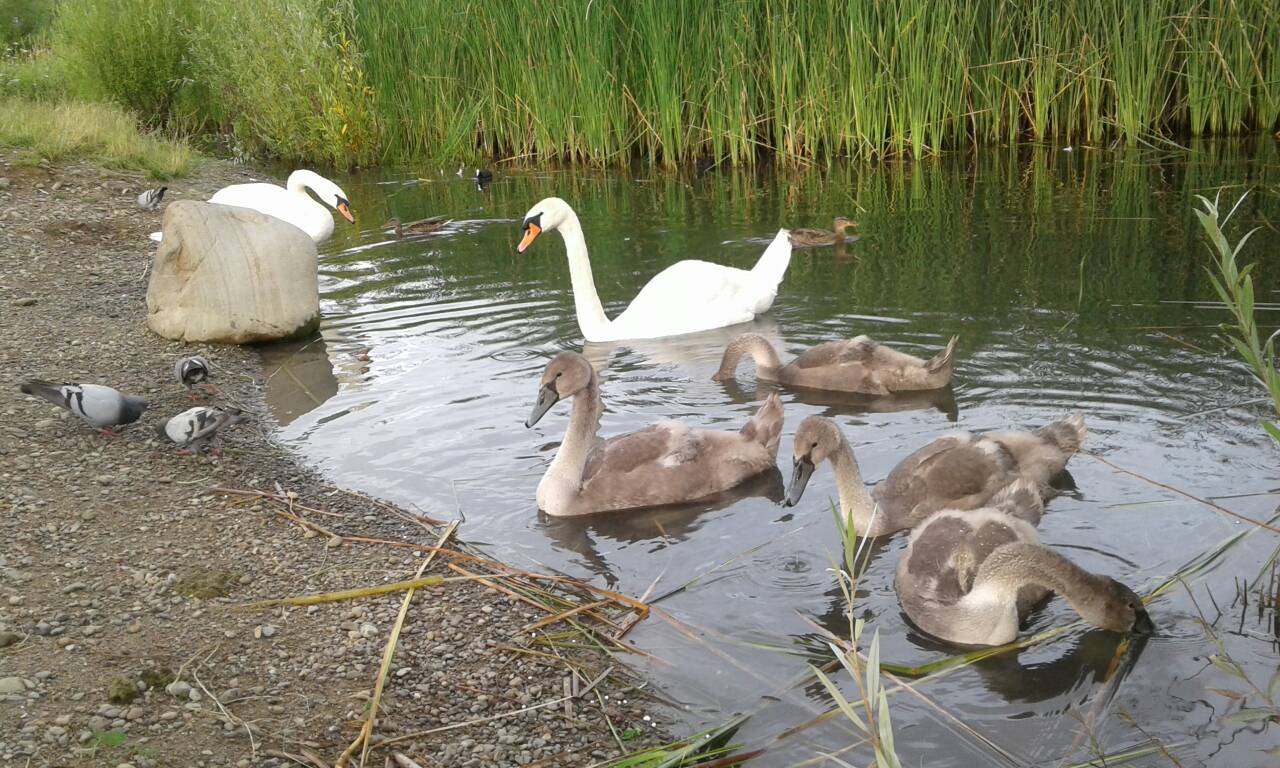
517, 197, 793, 342
148, 170, 353, 244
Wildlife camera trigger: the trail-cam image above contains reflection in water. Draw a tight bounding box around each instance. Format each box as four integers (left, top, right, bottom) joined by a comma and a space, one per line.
265, 144, 1280, 767
540, 468, 785, 588
260, 329, 373, 426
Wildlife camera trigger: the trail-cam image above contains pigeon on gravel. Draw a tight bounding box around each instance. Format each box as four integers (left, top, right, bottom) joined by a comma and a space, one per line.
157, 406, 242, 453
19, 380, 149, 433
137, 186, 167, 210
174, 355, 216, 398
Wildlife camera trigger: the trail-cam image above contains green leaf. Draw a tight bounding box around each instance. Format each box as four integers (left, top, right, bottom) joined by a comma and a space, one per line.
1264, 422, 1280, 443
1210, 653, 1247, 680
1222, 707, 1278, 726
93, 730, 127, 748
811, 664, 867, 732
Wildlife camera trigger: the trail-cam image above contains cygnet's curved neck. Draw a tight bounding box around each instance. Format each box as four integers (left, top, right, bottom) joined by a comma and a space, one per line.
547, 374, 604, 485
553, 211, 612, 341
974, 542, 1108, 615
716, 334, 783, 379
829, 437, 881, 535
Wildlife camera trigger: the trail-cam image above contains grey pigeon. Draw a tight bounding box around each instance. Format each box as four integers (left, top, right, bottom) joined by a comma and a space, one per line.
20, 379, 148, 432
158, 406, 242, 453
137, 186, 167, 210
174, 355, 214, 398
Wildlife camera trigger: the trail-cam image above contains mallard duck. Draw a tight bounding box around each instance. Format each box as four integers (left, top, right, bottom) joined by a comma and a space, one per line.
783, 414, 1087, 537
525, 351, 784, 516
896, 479, 1154, 645
516, 197, 793, 341
789, 217, 857, 248
383, 216, 450, 237
713, 333, 958, 395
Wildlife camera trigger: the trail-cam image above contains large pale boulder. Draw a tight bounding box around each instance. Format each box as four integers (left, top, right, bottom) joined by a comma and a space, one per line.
146, 201, 320, 344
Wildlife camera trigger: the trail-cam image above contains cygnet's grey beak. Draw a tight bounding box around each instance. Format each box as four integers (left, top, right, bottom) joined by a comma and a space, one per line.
784, 457, 815, 507
525, 384, 559, 428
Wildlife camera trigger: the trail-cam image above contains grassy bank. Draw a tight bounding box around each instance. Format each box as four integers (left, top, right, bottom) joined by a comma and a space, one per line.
0, 96, 194, 177
9, 0, 1280, 167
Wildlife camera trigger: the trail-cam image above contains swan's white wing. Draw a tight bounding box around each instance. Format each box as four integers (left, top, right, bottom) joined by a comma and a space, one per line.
608, 260, 761, 339
209, 183, 333, 242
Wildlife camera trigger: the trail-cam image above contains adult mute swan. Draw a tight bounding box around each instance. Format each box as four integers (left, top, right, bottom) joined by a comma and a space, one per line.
517, 197, 793, 342
148, 170, 353, 244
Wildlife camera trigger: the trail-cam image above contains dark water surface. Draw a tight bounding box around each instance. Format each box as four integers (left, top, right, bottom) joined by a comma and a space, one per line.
261, 144, 1280, 766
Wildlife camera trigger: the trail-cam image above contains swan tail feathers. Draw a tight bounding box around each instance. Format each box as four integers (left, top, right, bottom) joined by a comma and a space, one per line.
924, 335, 959, 386
749, 229, 794, 288
740, 392, 784, 456
1034, 414, 1087, 456
990, 478, 1044, 525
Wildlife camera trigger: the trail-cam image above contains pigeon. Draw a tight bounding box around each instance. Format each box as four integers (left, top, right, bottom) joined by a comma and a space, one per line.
158, 406, 242, 453
137, 186, 167, 210
19, 380, 148, 433
174, 355, 216, 398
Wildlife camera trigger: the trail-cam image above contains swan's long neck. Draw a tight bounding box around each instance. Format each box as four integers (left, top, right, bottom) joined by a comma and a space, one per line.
546, 376, 604, 487
286, 170, 318, 197
751, 229, 794, 287
716, 334, 783, 379
554, 213, 612, 340
972, 542, 1108, 612
829, 438, 881, 536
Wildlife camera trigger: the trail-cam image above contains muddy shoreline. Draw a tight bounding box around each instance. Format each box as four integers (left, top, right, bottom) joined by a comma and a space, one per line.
0, 152, 663, 767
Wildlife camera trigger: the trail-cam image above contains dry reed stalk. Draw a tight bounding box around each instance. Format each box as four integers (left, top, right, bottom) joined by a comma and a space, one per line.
239, 573, 496, 609
1083, 452, 1280, 534
338, 522, 459, 767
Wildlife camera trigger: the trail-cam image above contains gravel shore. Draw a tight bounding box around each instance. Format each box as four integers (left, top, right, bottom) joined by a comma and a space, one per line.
0, 152, 663, 767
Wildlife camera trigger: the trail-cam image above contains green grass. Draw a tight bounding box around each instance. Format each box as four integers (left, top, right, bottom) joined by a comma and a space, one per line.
0, 96, 195, 177
20, 0, 1280, 166
1194, 191, 1280, 441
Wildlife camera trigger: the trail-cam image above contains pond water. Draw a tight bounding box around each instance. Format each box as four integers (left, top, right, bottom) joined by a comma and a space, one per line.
261, 144, 1280, 766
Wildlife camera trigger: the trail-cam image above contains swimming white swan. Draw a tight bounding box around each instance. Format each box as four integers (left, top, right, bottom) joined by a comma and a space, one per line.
517, 197, 793, 342
525, 351, 785, 517
149, 170, 353, 244
896, 480, 1154, 645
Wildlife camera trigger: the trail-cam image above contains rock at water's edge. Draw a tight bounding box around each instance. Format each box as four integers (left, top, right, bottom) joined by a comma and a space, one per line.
146, 201, 319, 344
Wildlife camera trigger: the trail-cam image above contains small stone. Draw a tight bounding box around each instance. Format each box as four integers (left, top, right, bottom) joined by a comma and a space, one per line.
95, 474, 113, 486
0, 676, 25, 694
62, 582, 87, 594
326, 535, 343, 549
82, 625, 103, 637
0, 177, 9, 188
359, 622, 378, 639
164, 681, 191, 698
10, 297, 37, 307
0, 631, 19, 648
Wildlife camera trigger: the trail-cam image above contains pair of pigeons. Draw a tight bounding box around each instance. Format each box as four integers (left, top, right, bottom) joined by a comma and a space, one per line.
19, 355, 242, 453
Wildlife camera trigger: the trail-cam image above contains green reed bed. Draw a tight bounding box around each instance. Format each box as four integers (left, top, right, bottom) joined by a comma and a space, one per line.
351, 0, 1280, 166
18, 0, 1280, 166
